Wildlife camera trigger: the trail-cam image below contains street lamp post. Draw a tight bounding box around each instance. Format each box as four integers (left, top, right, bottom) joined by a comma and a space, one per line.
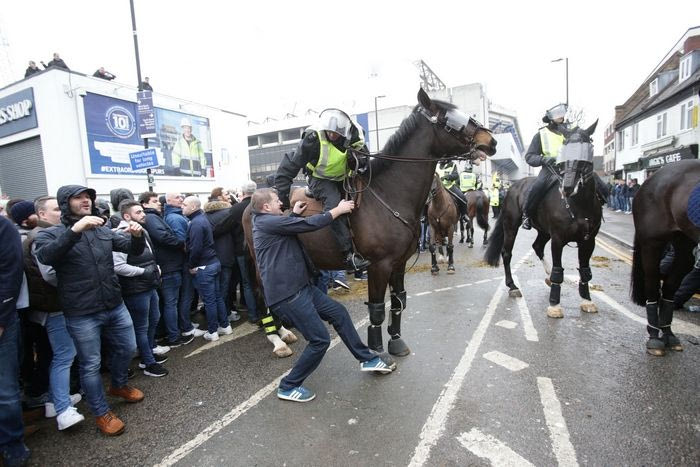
374, 95, 385, 151
551, 57, 569, 106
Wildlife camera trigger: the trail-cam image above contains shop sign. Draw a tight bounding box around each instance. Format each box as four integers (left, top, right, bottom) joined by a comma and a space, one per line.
0, 88, 38, 138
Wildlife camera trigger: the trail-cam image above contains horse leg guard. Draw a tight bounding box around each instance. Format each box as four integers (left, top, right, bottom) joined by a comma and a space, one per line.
387, 291, 410, 356
429, 243, 439, 274
446, 245, 455, 273
659, 298, 682, 351
578, 267, 592, 300
645, 301, 665, 356
548, 267, 563, 306
261, 314, 292, 357
367, 302, 386, 353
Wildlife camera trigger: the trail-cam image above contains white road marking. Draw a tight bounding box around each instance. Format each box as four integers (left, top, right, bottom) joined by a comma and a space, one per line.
592, 290, 700, 337
512, 275, 539, 342
184, 322, 258, 358
415, 291, 432, 296
435, 287, 453, 292
537, 377, 579, 467
474, 279, 491, 284
408, 285, 505, 466
495, 320, 518, 329
156, 317, 370, 466
457, 428, 535, 467
456, 283, 471, 288
483, 350, 529, 372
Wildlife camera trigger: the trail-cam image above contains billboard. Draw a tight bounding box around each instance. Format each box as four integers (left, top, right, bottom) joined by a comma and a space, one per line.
84, 92, 213, 177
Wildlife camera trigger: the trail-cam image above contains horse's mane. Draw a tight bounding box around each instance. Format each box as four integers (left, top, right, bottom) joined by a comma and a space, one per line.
370, 99, 458, 174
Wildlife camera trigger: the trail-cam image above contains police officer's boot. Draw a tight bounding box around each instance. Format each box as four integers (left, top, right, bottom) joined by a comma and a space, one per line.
345, 251, 371, 271
521, 214, 531, 230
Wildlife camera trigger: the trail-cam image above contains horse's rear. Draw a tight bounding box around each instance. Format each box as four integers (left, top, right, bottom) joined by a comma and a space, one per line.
464, 190, 490, 247
427, 176, 459, 274
631, 159, 700, 355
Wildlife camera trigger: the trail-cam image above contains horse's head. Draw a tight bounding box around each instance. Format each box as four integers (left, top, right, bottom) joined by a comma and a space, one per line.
559, 120, 598, 197
417, 88, 497, 163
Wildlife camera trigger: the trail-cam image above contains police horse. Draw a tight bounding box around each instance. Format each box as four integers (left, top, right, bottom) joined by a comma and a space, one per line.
485, 122, 602, 318
630, 160, 700, 355
463, 189, 490, 248
427, 173, 460, 274
244, 88, 497, 357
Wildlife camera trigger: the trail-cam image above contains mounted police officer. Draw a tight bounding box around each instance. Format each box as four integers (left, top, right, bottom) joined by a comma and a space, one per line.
275, 109, 370, 271
459, 165, 479, 194
437, 160, 468, 219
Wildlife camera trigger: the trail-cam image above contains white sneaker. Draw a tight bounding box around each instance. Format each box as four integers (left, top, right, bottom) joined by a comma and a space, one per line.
191, 322, 200, 329
182, 328, 206, 337
217, 325, 233, 335
56, 406, 85, 430
228, 311, 241, 322
203, 331, 219, 342
45, 393, 82, 418
152, 345, 171, 355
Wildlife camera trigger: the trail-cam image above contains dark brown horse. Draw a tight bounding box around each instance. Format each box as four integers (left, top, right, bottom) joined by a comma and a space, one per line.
630, 159, 700, 356
485, 122, 601, 318
463, 189, 490, 248
243, 88, 497, 357
427, 173, 459, 274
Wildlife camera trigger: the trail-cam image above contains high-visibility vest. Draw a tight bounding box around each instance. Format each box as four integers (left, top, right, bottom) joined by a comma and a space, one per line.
492, 173, 501, 188
539, 127, 565, 159
490, 187, 500, 206
172, 136, 206, 176
460, 172, 477, 191
436, 163, 457, 189
306, 130, 348, 181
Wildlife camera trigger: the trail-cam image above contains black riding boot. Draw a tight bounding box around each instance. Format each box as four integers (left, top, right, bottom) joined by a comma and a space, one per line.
659, 298, 682, 351
645, 301, 665, 355
344, 251, 370, 271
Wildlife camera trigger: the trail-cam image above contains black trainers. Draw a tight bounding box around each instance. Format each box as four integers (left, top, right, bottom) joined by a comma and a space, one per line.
143, 363, 168, 378
127, 368, 136, 379
138, 355, 168, 368
166, 335, 194, 348
521, 216, 531, 230
344, 252, 371, 271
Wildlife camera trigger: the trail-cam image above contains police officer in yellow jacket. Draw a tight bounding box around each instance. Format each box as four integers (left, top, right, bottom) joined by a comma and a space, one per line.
171, 118, 207, 177
275, 109, 370, 271
437, 160, 468, 218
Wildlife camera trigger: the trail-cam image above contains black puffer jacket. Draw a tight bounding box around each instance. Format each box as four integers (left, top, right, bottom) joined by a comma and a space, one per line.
113, 220, 160, 295
34, 185, 145, 317
204, 201, 235, 267
142, 207, 185, 274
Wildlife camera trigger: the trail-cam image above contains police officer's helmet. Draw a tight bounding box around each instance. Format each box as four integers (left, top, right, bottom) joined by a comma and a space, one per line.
318, 109, 353, 139
543, 103, 568, 123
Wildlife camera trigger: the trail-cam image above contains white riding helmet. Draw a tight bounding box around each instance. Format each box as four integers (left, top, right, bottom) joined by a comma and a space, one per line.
317, 108, 353, 140
544, 103, 568, 122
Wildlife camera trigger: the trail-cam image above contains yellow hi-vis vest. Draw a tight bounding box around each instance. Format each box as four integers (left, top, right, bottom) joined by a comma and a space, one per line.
436, 163, 457, 189
492, 173, 501, 188
306, 130, 348, 181
490, 187, 500, 206
539, 127, 565, 159
460, 172, 477, 191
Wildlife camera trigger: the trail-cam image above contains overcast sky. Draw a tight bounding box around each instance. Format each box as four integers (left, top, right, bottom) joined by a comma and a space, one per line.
1, 1, 696, 151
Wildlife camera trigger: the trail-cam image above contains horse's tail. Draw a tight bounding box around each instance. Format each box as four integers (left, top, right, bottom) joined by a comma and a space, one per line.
484, 213, 504, 266
630, 233, 646, 306
475, 193, 489, 231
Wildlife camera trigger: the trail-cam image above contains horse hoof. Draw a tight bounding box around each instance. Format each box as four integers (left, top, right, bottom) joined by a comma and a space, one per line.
280, 331, 298, 344
508, 289, 522, 298
431, 268, 439, 275
447, 267, 455, 274
664, 334, 683, 352
580, 300, 598, 313
468, 244, 474, 249
646, 338, 665, 356
545, 278, 552, 287
273, 344, 293, 358
547, 305, 564, 318
388, 338, 410, 357
459, 238, 464, 244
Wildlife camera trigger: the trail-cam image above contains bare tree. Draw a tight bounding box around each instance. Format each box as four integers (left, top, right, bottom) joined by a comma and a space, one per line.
567, 107, 586, 128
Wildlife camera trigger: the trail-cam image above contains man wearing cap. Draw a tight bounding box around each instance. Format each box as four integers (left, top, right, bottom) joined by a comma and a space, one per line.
34, 185, 146, 436
10, 201, 38, 239
171, 118, 207, 177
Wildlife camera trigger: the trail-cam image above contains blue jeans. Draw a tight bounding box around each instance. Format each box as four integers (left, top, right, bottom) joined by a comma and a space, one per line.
124, 290, 160, 366
65, 304, 137, 417
161, 271, 184, 341
178, 266, 196, 333
45, 313, 77, 416
235, 255, 258, 322
219, 265, 234, 311
316, 270, 330, 294
192, 261, 228, 333
271, 285, 374, 391
0, 314, 29, 466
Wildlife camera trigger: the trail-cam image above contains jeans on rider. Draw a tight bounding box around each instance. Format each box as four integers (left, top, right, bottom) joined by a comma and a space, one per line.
309, 177, 370, 270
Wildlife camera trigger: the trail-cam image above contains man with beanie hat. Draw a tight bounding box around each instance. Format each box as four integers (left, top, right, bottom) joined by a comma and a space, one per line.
10, 200, 38, 237
34, 185, 146, 436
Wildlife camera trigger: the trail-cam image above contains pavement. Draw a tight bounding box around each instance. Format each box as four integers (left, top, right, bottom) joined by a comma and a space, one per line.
598, 207, 634, 249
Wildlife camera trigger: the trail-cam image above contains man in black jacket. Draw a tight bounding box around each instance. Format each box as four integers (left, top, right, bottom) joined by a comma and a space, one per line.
42, 53, 69, 70
204, 197, 240, 322
34, 185, 146, 437
139, 192, 200, 346
24, 61, 41, 78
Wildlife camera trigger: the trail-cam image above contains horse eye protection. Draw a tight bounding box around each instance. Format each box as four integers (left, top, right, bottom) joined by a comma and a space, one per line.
557, 142, 593, 164
443, 109, 483, 139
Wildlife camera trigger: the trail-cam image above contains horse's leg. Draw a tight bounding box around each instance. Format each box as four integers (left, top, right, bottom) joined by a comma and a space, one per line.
387, 271, 410, 357
367, 261, 392, 353
483, 221, 489, 246
502, 223, 520, 297
429, 226, 439, 275
546, 237, 565, 318
577, 237, 598, 313
641, 241, 666, 355
459, 216, 465, 243
261, 311, 293, 358
659, 237, 693, 352
532, 231, 552, 284
447, 230, 455, 274
467, 217, 474, 248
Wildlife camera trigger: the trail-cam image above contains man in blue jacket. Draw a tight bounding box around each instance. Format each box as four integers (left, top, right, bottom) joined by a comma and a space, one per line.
0, 215, 30, 465
251, 188, 396, 403
182, 196, 230, 341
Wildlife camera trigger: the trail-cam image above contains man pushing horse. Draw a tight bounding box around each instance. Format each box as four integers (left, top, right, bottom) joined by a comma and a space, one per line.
274, 109, 370, 271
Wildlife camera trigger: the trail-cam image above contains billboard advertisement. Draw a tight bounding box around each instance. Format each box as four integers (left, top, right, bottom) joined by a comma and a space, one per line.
84, 92, 213, 177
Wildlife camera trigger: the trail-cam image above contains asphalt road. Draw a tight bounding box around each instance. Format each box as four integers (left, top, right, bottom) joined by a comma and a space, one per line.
24, 221, 700, 466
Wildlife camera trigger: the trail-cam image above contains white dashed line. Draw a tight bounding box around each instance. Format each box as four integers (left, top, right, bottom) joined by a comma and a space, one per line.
415, 291, 432, 297
474, 279, 491, 284
457, 428, 535, 466
512, 275, 539, 342
483, 350, 529, 372
495, 320, 518, 329
456, 283, 471, 288
537, 377, 579, 467
434, 287, 453, 292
